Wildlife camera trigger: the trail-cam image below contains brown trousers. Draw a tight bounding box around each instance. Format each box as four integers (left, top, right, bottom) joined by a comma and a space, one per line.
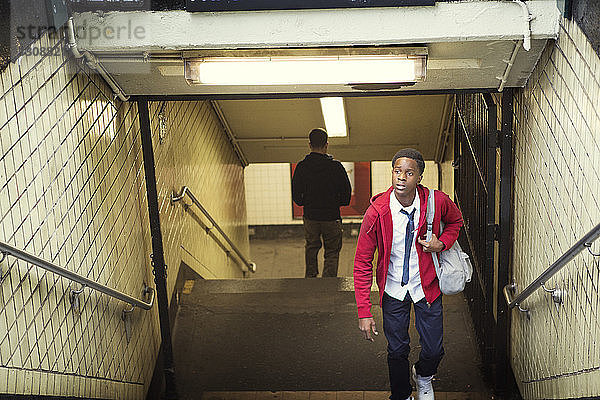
303, 217, 343, 278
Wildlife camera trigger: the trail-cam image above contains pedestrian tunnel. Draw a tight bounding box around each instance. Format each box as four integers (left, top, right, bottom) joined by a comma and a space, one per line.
1, 2, 600, 400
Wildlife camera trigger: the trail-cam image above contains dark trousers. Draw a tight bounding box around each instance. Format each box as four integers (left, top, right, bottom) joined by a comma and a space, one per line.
382, 292, 444, 400
303, 217, 342, 277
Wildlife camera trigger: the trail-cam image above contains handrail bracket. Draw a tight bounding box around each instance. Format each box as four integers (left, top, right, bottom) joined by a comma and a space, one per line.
503, 280, 530, 319
70, 284, 87, 314
541, 282, 564, 306
0, 251, 9, 284
584, 241, 600, 257
122, 304, 136, 344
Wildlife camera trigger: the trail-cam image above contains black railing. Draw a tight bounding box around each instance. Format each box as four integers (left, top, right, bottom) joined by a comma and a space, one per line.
454, 93, 498, 376
455, 90, 516, 395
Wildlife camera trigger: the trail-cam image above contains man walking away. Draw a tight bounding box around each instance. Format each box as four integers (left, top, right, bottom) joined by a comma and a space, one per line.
353, 148, 463, 400
292, 128, 352, 278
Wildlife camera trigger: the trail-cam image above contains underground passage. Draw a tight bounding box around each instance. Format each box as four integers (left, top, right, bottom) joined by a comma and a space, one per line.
1, 1, 600, 399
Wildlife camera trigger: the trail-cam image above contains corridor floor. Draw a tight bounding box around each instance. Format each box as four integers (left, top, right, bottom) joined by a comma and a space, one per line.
248, 237, 359, 279
172, 236, 491, 399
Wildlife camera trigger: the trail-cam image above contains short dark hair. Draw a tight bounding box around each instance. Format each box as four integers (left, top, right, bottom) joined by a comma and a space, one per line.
392, 148, 425, 175
309, 128, 328, 148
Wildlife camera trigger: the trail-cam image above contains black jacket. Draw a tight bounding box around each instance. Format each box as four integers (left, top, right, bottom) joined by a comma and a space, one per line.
292, 152, 352, 221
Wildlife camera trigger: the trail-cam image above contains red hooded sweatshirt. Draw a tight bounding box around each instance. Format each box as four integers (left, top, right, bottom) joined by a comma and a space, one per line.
353, 184, 464, 319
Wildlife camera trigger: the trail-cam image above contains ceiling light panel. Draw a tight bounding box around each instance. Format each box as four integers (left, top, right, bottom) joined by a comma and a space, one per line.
320, 97, 347, 137
185, 55, 427, 86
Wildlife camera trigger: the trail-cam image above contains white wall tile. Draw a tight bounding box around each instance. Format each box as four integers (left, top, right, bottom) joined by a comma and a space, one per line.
244, 163, 293, 225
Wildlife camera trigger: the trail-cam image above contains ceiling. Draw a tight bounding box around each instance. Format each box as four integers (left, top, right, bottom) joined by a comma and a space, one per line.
70, 1, 559, 163
216, 95, 451, 163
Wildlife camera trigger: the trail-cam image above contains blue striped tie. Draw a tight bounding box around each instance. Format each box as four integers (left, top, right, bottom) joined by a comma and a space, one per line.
400, 208, 416, 286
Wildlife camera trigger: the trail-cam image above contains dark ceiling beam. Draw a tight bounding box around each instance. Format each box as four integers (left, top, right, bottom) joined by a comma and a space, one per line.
128, 88, 499, 102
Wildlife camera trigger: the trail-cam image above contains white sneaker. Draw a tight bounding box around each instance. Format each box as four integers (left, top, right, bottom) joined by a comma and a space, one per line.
412, 365, 435, 400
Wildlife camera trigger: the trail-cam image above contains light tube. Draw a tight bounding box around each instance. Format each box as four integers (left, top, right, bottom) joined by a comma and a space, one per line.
320, 97, 347, 137
185, 55, 426, 85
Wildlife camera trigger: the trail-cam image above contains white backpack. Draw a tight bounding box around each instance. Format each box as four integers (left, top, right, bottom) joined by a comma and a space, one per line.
425, 189, 473, 295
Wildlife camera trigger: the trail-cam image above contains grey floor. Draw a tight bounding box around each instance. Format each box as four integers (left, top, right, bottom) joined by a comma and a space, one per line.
248, 237, 359, 279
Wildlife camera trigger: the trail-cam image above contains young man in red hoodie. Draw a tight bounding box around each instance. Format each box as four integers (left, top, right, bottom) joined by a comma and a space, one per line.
353, 149, 463, 400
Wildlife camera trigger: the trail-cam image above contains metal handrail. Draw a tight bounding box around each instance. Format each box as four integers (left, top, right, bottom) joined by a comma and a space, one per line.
171, 186, 256, 273
0, 241, 155, 310
504, 222, 600, 313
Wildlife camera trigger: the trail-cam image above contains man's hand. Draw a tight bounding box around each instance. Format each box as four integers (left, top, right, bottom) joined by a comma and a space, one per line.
418, 234, 445, 253
358, 317, 379, 341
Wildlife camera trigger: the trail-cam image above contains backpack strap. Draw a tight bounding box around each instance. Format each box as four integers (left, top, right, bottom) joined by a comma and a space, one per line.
426, 188, 436, 241
426, 189, 441, 274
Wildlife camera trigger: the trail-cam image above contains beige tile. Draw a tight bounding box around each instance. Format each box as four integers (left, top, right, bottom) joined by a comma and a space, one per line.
363, 391, 391, 400
30, 370, 40, 395
282, 391, 311, 400
256, 391, 284, 400
43, 372, 55, 396
336, 391, 364, 400
309, 392, 337, 400
202, 391, 231, 400
232, 392, 260, 400
14, 367, 24, 392
6, 368, 17, 393
0, 367, 7, 392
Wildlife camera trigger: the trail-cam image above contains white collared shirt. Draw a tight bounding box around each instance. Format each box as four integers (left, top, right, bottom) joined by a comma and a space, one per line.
385, 190, 425, 303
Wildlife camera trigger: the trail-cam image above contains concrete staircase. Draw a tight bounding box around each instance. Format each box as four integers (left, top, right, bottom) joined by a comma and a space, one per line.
171, 274, 490, 400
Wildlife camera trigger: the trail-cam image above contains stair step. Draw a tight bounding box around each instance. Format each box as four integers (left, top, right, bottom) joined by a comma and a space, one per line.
173, 267, 490, 398
189, 277, 362, 294
201, 391, 490, 400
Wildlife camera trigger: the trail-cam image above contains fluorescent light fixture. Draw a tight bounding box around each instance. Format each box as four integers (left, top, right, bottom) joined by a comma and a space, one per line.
185, 55, 426, 85
320, 97, 347, 137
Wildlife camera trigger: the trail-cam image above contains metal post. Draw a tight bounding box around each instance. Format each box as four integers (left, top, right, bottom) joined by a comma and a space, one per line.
495, 88, 514, 395
138, 99, 178, 400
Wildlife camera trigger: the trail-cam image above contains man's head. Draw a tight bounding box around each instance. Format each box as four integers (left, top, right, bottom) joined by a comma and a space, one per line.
391, 148, 424, 199
309, 128, 328, 152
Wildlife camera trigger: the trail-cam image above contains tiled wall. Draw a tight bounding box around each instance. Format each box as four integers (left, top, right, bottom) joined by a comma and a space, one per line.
246, 161, 440, 226
146, 100, 249, 287
0, 32, 158, 398
0, 29, 248, 398
509, 17, 600, 399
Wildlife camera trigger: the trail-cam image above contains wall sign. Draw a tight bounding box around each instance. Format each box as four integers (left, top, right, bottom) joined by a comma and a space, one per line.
187, 0, 436, 12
